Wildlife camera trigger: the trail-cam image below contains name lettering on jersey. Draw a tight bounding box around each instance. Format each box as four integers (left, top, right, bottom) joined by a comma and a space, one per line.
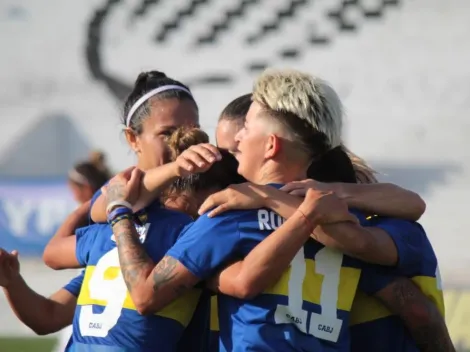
286, 314, 303, 325
258, 210, 284, 230
317, 324, 334, 334
89, 322, 102, 330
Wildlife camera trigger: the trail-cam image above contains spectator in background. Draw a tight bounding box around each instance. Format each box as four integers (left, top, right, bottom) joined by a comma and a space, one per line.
89, 149, 113, 179
54, 155, 111, 352
67, 160, 109, 205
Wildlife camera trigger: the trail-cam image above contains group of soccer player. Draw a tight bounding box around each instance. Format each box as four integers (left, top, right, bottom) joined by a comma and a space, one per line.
0, 68, 456, 351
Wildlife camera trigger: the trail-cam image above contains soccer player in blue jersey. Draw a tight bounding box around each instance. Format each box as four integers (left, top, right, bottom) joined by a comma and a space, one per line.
201, 88, 453, 351
200, 180, 454, 352
278, 175, 453, 351
325, 164, 450, 352
41, 71, 219, 351
100, 69, 447, 351
209, 92, 429, 351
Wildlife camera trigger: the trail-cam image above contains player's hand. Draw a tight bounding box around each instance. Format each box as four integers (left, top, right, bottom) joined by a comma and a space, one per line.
280, 179, 331, 197
198, 183, 268, 217
0, 248, 20, 288
175, 144, 221, 177
102, 166, 143, 208
298, 189, 358, 225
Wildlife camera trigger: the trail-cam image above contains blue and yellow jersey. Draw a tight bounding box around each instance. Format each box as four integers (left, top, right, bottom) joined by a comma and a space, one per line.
63, 271, 85, 352
167, 205, 396, 352
64, 270, 85, 297
350, 216, 444, 352
177, 289, 212, 352
69, 204, 207, 352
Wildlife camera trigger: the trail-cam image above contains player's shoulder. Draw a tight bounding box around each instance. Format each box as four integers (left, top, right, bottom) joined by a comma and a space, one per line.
76, 223, 110, 239
148, 206, 193, 225
367, 216, 430, 243
198, 209, 254, 225
348, 208, 369, 225
178, 210, 253, 238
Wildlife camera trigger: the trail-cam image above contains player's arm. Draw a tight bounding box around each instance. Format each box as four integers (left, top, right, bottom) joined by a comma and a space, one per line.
111, 211, 245, 315
110, 216, 199, 315
0, 249, 80, 335
208, 190, 355, 298
374, 277, 455, 352
281, 179, 426, 220
43, 200, 90, 269
43, 223, 100, 271
199, 184, 400, 266
90, 144, 222, 222
90, 163, 180, 223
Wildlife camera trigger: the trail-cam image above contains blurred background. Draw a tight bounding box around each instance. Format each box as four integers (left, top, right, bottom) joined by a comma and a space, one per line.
1, 0, 469, 350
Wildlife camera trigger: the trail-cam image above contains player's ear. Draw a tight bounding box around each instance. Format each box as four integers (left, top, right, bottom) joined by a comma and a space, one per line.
265, 134, 280, 159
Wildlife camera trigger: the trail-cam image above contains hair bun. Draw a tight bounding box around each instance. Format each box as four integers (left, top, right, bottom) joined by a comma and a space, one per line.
134, 70, 168, 87
307, 146, 356, 183
167, 127, 210, 161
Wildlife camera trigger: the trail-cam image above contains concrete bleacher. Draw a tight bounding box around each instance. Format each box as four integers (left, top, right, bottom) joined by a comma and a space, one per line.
0, 0, 469, 347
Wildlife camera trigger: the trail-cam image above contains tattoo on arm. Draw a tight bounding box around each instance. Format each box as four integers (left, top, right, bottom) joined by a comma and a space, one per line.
152, 256, 190, 296
113, 220, 153, 294
378, 277, 455, 352
107, 183, 125, 203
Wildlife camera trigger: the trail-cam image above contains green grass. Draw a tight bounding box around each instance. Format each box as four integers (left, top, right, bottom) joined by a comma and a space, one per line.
0, 337, 468, 352
0, 337, 57, 352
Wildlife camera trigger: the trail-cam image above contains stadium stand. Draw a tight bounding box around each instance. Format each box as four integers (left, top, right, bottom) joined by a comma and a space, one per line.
1, 0, 469, 349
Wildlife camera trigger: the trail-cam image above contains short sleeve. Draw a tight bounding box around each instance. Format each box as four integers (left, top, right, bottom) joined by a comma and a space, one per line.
75, 225, 102, 266
63, 270, 85, 297
166, 213, 241, 280
368, 218, 425, 272
348, 208, 368, 225
358, 262, 399, 295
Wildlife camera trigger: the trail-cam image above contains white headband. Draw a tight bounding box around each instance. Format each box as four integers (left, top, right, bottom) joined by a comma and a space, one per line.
68, 169, 89, 186
126, 85, 193, 127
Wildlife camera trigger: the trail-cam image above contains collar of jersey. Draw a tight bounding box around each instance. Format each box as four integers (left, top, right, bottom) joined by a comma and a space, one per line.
266, 183, 284, 189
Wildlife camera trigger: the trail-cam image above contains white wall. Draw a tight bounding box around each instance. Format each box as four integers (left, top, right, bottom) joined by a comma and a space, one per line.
0, 0, 469, 340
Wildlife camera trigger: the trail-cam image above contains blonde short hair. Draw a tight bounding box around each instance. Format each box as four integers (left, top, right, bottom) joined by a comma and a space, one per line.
252, 68, 343, 148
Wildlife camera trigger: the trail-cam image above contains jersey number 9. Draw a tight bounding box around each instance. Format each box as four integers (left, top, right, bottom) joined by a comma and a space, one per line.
79, 248, 128, 337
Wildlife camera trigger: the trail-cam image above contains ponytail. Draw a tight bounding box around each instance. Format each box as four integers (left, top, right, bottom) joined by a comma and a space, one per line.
307, 146, 357, 183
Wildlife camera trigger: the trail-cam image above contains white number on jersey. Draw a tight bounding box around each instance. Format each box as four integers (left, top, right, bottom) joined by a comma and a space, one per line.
274, 247, 344, 342
435, 265, 443, 290
79, 248, 127, 337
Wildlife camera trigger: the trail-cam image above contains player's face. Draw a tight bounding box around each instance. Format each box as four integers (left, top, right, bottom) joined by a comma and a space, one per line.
129, 98, 199, 170
234, 102, 269, 181
216, 119, 242, 153
68, 182, 93, 204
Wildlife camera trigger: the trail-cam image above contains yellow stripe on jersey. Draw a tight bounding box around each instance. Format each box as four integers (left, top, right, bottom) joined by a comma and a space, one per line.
413, 276, 445, 315
350, 275, 444, 325
264, 258, 361, 312
210, 296, 219, 332
444, 290, 470, 347
77, 265, 201, 327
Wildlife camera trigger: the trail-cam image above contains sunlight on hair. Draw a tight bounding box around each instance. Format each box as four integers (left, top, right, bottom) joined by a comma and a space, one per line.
252, 68, 343, 148
342, 145, 379, 184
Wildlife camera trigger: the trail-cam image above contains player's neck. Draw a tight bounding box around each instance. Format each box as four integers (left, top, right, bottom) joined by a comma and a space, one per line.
254, 164, 307, 185
136, 159, 156, 172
